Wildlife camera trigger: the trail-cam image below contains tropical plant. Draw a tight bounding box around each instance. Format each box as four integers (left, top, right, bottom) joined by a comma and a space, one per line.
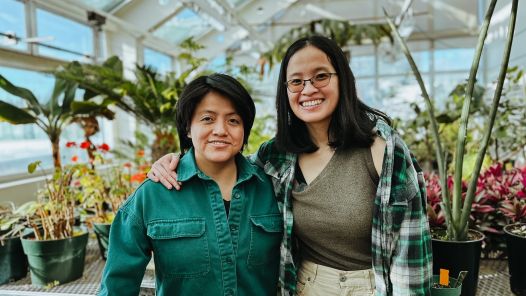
482, 66, 526, 162
395, 81, 485, 173
0, 75, 115, 169
385, 0, 519, 241
427, 163, 526, 257
260, 19, 393, 72
0, 202, 30, 243
18, 161, 84, 240
55, 38, 207, 160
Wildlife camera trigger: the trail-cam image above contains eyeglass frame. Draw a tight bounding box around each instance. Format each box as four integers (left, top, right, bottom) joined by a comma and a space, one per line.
284, 72, 338, 93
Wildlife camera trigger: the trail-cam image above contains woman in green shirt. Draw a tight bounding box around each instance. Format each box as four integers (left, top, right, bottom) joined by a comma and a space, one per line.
99, 73, 282, 296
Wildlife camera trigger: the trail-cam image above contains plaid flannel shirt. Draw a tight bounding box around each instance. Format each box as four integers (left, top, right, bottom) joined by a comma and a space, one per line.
251, 119, 432, 296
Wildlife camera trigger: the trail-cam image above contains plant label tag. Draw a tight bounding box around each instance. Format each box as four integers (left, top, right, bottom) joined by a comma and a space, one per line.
439, 269, 449, 286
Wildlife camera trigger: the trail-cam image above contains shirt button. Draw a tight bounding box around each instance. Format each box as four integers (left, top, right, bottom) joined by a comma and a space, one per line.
340, 275, 347, 282
233, 193, 240, 199
225, 288, 234, 296
230, 225, 238, 231
226, 257, 233, 265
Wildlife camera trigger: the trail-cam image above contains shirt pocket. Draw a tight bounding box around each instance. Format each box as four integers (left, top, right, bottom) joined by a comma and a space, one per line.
247, 213, 283, 267
147, 218, 210, 278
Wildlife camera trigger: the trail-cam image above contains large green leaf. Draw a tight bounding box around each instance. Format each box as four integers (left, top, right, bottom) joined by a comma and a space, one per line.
0, 74, 41, 115
0, 101, 37, 124
61, 80, 78, 113
70, 101, 115, 119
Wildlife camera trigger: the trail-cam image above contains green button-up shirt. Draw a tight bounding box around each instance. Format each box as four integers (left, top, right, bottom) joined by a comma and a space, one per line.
99, 149, 282, 296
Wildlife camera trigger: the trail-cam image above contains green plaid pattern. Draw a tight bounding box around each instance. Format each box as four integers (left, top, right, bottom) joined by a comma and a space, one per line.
251, 120, 432, 296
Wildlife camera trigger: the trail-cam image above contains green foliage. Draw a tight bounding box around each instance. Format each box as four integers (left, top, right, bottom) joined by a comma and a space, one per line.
482, 66, 526, 162
0, 74, 115, 169
25, 161, 85, 240
386, 0, 519, 241
244, 114, 275, 156
55, 40, 209, 159
261, 19, 393, 70
0, 202, 33, 242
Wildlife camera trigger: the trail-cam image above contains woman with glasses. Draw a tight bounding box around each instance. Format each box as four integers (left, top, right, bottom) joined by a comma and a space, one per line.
148, 36, 432, 296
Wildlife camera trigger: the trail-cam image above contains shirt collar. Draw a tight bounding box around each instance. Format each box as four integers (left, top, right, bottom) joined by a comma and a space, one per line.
177, 148, 265, 184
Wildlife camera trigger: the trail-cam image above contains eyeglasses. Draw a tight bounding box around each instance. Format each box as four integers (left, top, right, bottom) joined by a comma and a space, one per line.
285, 72, 337, 93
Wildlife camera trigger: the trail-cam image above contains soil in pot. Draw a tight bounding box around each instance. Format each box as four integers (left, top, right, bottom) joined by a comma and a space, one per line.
21, 231, 89, 287
504, 223, 526, 296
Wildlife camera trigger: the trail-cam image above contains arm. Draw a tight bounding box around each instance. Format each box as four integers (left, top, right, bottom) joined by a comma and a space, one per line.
99, 207, 151, 296
147, 153, 181, 190
389, 151, 433, 295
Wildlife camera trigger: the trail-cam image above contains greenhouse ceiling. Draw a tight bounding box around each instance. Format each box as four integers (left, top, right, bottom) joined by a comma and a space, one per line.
3, 0, 482, 66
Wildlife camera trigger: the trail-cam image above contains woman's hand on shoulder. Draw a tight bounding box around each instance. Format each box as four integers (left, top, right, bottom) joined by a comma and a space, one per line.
371, 136, 386, 176
147, 153, 182, 190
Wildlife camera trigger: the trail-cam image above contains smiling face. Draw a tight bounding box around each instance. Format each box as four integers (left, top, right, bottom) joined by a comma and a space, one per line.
286, 45, 339, 130
189, 91, 244, 169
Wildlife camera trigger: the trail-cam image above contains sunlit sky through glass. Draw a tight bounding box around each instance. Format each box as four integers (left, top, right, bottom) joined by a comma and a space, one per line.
36, 8, 93, 61
152, 8, 213, 45
0, 0, 26, 51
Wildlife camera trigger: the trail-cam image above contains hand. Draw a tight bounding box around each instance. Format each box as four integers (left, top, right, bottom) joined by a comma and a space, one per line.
147, 153, 182, 190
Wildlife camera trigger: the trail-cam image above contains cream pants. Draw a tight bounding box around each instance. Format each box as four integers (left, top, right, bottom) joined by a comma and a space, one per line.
296, 260, 375, 296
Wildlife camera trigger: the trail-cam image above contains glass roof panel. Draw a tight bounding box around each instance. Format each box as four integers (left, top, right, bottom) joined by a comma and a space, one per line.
152, 8, 213, 45
76, 0, 126, 12
225, 0, 250, 8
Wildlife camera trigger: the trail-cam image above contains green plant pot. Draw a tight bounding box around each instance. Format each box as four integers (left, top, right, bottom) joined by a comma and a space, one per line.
21, 231, 89, 287
431, 275, 462, 296
0, 235, 28, 284
504, 223, 526, 296
93, 222, 111, 260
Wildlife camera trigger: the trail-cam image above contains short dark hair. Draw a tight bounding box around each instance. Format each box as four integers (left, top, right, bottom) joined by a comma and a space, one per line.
275, 35, 391, 153
176, 73, 256, 151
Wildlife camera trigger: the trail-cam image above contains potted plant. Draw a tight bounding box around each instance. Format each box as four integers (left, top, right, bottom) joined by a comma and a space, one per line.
430, 269, 466, 296
19, 161, 89, 287
0, 202, 30, 284
72, 142, 145, 260
55, 38, 207, 161
0, 75, 115, 170
500, 165, 526, 295
385, 0, 519, 295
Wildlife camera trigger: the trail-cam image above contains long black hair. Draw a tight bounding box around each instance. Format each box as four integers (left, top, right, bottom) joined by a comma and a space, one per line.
275, 35, 390, 153
176, 73, 256, 151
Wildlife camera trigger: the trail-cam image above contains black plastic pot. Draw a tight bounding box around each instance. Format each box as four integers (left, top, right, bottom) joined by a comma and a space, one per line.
93, 222, 111, 260
21, 231, 89, 287
504, 223, 526, 296
0, 234, 28, 284
431, 275, 462, 296
432, 229, 484, 296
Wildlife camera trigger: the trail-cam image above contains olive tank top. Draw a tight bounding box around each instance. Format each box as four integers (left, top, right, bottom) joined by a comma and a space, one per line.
292, 147, 379, 270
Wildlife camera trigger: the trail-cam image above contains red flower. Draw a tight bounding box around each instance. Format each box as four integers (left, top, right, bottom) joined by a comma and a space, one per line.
71, 155, 78, 162
136, 150, 145, 157
123, 162, 132, 168
65, 141, 76, 148
97, 143, 110, 152
80, 141, 90, 149
131, 173, 146, 183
